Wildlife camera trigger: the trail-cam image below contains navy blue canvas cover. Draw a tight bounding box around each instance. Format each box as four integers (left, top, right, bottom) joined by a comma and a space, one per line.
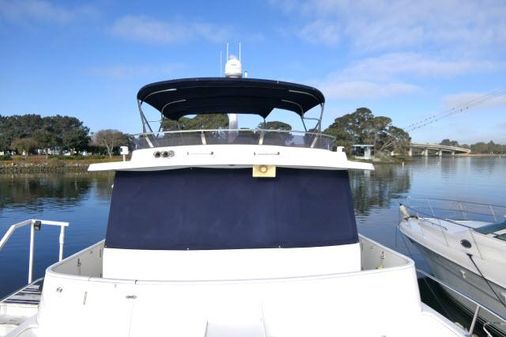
105, 168, 358, 250
137, 78, 325, 120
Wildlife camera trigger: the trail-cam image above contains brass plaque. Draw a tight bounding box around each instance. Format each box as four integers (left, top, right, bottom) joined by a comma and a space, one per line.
252, 165, 276, 178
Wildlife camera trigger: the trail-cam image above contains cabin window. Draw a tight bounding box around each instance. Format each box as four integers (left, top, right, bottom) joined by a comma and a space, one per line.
105, 168, 358, 250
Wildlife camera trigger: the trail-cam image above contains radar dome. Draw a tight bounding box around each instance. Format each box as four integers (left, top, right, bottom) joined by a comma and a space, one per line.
224, 55, 242, 78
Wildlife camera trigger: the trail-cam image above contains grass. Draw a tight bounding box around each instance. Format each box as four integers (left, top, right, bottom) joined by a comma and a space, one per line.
0, 155, 124, 172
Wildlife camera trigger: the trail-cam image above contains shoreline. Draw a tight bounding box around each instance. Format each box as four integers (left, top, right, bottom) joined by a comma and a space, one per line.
0, 156, 123, 173
1, 153, 503, 173
457, 153, 505, 157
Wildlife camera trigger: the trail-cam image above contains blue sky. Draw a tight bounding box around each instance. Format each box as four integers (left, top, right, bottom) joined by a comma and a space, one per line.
1, 0, 505, 144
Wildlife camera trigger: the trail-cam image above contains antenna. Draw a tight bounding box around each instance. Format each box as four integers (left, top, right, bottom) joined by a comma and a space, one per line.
220, 51, 223, 76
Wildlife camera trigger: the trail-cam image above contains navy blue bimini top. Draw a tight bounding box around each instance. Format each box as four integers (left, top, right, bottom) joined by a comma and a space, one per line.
137, 77, 325, 120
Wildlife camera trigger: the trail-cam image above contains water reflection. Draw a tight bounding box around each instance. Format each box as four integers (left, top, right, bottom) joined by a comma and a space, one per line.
467, 156, 503, 174
350, 164, 410, 215
90, 173, 115, 201
0, 172, 114, 211
0, 172, 114, 298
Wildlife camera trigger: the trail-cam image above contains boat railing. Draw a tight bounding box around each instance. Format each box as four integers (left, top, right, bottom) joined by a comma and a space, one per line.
0, 219, 69, 284
417, 268, 506, 337
400, 198, 506, 248
132, 128, 336, 150
403, 197, 506, 227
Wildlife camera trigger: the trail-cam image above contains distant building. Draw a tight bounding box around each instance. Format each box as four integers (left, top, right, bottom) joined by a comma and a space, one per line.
352, 144, 374, 160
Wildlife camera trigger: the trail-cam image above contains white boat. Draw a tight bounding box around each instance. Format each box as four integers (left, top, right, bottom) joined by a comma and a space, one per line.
399, 198, 506, 336
0, 60, 468, 337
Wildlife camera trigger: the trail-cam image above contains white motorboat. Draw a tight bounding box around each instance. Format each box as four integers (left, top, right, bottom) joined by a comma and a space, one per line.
0, 60, 468, 337
399, 198, 506, 336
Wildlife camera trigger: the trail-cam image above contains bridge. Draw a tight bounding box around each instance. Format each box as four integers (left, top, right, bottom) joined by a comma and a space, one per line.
409, 143, 471, 157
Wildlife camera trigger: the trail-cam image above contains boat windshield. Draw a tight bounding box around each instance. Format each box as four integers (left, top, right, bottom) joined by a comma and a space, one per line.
133, 129, 335, 150
475, 220, 506, 235
105, 168, 358, 250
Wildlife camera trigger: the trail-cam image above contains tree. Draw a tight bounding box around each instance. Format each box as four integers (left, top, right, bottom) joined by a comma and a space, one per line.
470, 140, 506, 154
440, 139, 460, 147
0, 114, 43, 150
0, 116, 9, 151
45, 115, 90, 151
258, 121, 293, 145
11, 137, 37, 156
93, 129, 130, 157
162, 114, 229, 131
381, 126, 411, 153
364, 115, 393, 150
324, 107, 411, 155
324, 107, 377, 149
32, 130, 56, 151
258, 121, 292, 130
0, 114, 90, 153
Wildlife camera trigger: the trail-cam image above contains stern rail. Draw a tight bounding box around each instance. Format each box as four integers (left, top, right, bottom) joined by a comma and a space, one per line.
0, 219, 69, 284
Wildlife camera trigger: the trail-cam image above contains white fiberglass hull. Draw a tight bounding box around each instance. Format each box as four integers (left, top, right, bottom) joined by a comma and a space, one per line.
3, 236, 466, 337
412, 241, 506, 336
399, 216, 506, 336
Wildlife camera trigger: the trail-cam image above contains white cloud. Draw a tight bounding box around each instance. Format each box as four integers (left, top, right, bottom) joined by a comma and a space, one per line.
442, 91, 506, 110
406, 91, 506, 139
110, 15, 228, 44
270, 0, 506, 53
0, 0, 96, 24
339, 53, 498, 80
297, 19, 341, 46
319, 79, 419, 99
311, 52, 498, 100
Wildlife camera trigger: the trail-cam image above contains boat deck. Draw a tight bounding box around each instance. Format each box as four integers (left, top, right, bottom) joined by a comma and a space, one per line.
1, 279, 43, 307
0, 278, 43, 335
416, 218, 488, 234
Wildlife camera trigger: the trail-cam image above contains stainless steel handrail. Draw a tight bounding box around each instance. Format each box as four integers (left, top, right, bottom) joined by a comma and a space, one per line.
131, 128, 336, 150
402, 198, 506, 231
483, 321, 506, 337
0, 219, 69, 283
417, 269, 506, 337
407, 197, 506, 209
133, 128, 334, 137
405, 197, 506, 221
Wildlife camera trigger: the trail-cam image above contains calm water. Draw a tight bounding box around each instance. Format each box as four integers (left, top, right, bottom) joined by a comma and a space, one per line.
1, 157, 505, 327
0, 172, 114, 296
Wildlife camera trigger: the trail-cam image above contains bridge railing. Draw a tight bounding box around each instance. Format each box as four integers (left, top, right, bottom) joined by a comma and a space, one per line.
409, 143, 471, 154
